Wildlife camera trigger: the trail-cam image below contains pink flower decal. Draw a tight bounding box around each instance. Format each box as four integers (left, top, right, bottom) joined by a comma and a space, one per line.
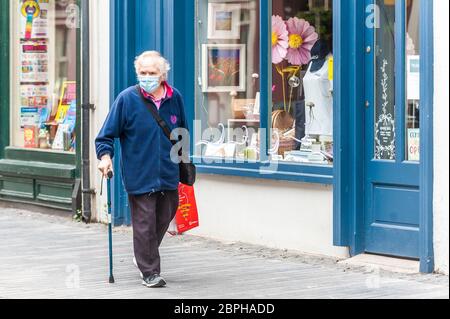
171, 115, 177, 125
271, 15, 289, 64
285, 17, 318, 66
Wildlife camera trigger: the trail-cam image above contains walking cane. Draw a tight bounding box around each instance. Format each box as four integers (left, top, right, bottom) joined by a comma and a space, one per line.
101, 170, 115, 284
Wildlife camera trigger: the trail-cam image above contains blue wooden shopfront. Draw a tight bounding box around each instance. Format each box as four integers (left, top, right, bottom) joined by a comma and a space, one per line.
109, 0, 434, 272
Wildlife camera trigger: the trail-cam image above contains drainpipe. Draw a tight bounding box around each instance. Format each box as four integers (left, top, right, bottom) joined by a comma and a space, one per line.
81, 0, 95, 222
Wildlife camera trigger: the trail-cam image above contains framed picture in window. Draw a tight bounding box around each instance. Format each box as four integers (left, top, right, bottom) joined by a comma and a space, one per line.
207, 3, 241, 40
202, 44, 246, 93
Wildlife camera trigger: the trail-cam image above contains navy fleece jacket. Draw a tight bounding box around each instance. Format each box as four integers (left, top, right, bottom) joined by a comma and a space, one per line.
95, 84, 189, 195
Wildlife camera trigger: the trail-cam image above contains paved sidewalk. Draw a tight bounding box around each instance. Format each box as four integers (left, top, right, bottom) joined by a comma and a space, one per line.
0, 208, 448, 299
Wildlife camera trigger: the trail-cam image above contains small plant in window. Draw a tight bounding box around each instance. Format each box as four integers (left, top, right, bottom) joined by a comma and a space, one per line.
297, 8, 332, 47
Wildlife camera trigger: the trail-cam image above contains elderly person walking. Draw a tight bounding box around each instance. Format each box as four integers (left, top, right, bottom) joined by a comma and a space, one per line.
95, 51, 189, 288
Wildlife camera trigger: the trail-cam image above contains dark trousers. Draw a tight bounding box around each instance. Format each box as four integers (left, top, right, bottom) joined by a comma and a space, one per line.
128, 190, 179, 277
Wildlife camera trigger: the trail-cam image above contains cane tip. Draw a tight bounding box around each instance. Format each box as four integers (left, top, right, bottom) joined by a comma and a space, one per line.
109, 276, 115, 284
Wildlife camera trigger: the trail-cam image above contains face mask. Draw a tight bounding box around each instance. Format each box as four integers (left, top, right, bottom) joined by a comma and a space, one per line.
138, 75, 160, 94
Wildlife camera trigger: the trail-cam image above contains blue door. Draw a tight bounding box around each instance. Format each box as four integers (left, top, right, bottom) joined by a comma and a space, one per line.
364, 0, 422, 258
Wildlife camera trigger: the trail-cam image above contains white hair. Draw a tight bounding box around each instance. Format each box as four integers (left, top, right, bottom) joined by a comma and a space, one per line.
134, 51, 171, 80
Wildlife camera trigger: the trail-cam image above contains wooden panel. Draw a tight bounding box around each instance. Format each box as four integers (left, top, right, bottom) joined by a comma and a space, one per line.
372, 185, 420, 226
36, 180, 73, 205
0, 176, 34, 199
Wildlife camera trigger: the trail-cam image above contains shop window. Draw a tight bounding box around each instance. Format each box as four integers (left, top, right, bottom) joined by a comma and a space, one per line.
372, 0, 421, 162
194, 0, 333, 167
374, 0, 396, 161
11, 0, 78, 153
195, 0, 261, 161
271, 0, 333, 165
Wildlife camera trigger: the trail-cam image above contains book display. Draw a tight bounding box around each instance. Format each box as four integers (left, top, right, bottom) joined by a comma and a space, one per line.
17, 0, 76, 152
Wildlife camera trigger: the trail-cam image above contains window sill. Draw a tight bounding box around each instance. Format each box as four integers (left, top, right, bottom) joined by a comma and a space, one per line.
0, 159, 76, 179
193, 156, 333, 185
0, 147, 76, 180
4, 147, 76, 165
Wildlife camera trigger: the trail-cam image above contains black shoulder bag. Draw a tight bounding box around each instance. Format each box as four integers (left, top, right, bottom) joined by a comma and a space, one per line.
136, 85, 196, 186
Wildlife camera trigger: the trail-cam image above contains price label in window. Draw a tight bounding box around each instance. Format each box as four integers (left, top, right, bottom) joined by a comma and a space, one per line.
407, 128, 420, 161
20, 107, 39, 128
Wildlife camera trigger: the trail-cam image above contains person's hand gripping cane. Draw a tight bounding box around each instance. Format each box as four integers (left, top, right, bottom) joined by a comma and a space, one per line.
98, 154, 113, 178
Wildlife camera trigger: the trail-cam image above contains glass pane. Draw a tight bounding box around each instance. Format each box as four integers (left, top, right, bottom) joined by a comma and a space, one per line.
405, 0, 420, 162
374, 0, 396, 161
195, 0, 261, 161
11, 0, 78, 152
271, 0, 333, 165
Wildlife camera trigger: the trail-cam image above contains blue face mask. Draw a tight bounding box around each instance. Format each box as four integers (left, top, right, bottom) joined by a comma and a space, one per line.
138, 75, 160, 94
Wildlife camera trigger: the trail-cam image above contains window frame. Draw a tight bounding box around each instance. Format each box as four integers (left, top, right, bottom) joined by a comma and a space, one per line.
0, 0, 10, 159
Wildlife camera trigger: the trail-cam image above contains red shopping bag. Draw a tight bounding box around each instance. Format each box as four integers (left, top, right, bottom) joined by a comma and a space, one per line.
174, 184, 199, 234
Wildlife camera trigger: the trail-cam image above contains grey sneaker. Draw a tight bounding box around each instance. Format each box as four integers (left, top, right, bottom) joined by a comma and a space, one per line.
142, 274, 166, 288
133, 257, 143, 279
